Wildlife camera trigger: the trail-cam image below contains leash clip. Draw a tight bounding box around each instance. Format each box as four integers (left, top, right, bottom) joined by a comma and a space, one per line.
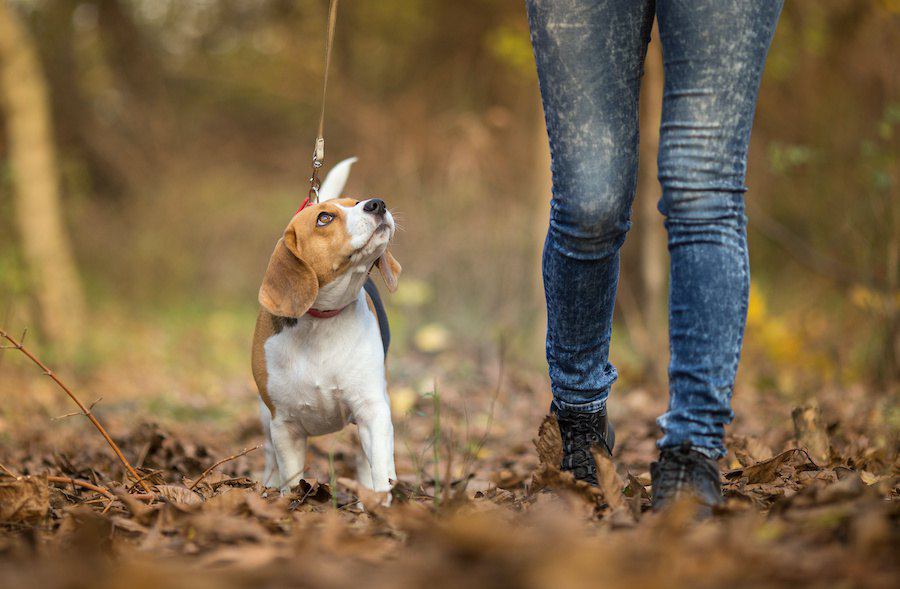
308, 167, 321, 203
308, 137, 325, 203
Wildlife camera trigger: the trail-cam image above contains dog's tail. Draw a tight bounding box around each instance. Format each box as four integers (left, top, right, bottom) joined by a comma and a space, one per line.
319, 157, 358, 201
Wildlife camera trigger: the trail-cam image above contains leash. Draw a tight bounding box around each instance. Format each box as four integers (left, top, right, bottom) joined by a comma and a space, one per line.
303, 0, 339, 210
294, 1, 382, 326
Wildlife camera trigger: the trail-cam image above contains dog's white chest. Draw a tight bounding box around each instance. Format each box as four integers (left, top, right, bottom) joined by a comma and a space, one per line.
270, 353, 351, 435
263, 296, 386, 436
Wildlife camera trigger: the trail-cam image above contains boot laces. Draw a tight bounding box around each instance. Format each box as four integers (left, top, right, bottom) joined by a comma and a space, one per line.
557, 411, 610, 476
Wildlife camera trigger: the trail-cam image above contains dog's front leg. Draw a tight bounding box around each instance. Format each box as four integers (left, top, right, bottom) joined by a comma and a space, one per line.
355, 401, 395, 493
269, 418, 308, 493
259, 400, 280, 488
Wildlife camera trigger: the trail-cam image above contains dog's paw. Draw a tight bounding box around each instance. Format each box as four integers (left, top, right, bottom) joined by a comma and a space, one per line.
360, 488, 392, 510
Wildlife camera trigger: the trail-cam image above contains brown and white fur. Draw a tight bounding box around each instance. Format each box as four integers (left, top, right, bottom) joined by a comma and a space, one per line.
251, 158, 401, 493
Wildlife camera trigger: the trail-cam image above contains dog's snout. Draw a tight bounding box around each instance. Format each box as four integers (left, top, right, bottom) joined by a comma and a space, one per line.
363, 198, 387, 216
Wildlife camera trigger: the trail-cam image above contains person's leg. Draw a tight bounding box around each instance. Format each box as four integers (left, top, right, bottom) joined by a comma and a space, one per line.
526, 0, 655, 416
654, 0, 783, 461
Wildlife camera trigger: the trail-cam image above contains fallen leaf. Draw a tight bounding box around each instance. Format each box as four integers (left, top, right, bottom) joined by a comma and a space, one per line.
727, 449, 801, 484
531, 464, 599, 506
624, 473, 652, 501
792, 404, 830, 466
203, 486, 249, 514
289, 479, 332, 506
591, 447, 625, 511
624, 472, 651, 519
533, 414, 563, 467
0, 475, 49, 524
110, 515, 150, 535
244, 492, 289, 521
390, 386, 418, 415
413, 323, 451, 353
156, 484, 203, 509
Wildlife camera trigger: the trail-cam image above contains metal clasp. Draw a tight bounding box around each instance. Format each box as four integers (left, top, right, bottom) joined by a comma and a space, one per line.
308, 137, 325, 203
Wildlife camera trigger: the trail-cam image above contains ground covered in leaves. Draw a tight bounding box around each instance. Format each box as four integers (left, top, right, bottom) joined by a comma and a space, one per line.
0, 353, 897, 589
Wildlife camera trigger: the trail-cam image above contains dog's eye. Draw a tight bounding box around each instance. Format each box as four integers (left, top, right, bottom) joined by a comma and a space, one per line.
316, 212, 335, 227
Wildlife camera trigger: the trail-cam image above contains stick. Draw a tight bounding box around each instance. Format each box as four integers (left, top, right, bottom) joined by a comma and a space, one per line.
47, 475, 116, 500
189, 445, 261, 490
128, 468, 163, 492
0, 462, 18, 478
0, 328, 154, 493
52, 397, 103, 421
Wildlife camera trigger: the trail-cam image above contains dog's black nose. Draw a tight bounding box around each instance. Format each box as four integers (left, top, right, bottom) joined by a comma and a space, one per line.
363, 198, 387, 216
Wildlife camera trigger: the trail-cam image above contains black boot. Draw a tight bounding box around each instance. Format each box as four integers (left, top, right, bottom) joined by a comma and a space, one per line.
650, 442, 722, 516
553, 405, 615, 486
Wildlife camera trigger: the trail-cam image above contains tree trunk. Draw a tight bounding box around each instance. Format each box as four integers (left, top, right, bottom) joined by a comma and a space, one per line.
637, 25, 667, 382
0, 0, 85, 349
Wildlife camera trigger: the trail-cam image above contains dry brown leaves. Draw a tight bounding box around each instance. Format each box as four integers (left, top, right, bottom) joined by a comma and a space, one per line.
0, 391, 897, 588
0, 475, 49, 524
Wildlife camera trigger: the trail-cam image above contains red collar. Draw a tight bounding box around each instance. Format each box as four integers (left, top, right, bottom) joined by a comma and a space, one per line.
306, 305, 349, 319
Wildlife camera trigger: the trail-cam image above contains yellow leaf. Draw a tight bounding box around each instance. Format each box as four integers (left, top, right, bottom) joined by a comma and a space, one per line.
414, 323, 450, 353
747, 283, 767, 326
390, 386, 418, 415
393, 279, 433, 307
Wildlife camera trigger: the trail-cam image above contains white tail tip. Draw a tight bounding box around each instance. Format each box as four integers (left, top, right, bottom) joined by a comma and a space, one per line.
318, 157, 358, 201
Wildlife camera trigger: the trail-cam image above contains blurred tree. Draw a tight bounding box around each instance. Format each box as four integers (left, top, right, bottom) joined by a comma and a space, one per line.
636, 30, 667, 382
0, 0, 890, 386
0, 0, 85, 348
749, 0, 899, 386
32, 0, 169, 196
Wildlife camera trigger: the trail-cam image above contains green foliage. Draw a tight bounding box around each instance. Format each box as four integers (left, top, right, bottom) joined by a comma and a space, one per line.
485, 23, 533, 76
767, 142, 817, 175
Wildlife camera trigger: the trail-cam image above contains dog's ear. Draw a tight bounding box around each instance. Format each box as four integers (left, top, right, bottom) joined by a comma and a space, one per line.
375, 250, 402, 293
258, 235, 318, 317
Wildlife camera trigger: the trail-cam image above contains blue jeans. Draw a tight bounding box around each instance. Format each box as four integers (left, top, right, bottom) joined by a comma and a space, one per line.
527, 0, 782, 457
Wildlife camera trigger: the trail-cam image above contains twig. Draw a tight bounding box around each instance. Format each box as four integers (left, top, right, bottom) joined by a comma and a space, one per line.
0, 328, 154, 493
328, 445, 337, 510
189, 445, 261, 490
47, 475, 116, 500
0, 466, 114, 504
0, 462, 20, 478
127, 468, 163, 492
430, 380, 441, 506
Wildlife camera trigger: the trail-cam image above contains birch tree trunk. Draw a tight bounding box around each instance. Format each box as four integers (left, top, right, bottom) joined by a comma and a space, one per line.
0, 0, 85, 348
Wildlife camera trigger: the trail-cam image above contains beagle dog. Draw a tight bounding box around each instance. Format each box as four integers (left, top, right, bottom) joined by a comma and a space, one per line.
251, 158, 401, 493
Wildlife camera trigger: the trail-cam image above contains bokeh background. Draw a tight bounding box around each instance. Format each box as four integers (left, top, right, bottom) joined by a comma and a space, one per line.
0, 3, 898, 586
0, 0, 897, 432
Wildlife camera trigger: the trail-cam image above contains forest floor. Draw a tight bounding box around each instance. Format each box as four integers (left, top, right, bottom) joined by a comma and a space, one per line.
0, 342, 897, 589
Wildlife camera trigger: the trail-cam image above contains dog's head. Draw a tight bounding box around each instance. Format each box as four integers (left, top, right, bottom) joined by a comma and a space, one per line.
258, 158, 401, 318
